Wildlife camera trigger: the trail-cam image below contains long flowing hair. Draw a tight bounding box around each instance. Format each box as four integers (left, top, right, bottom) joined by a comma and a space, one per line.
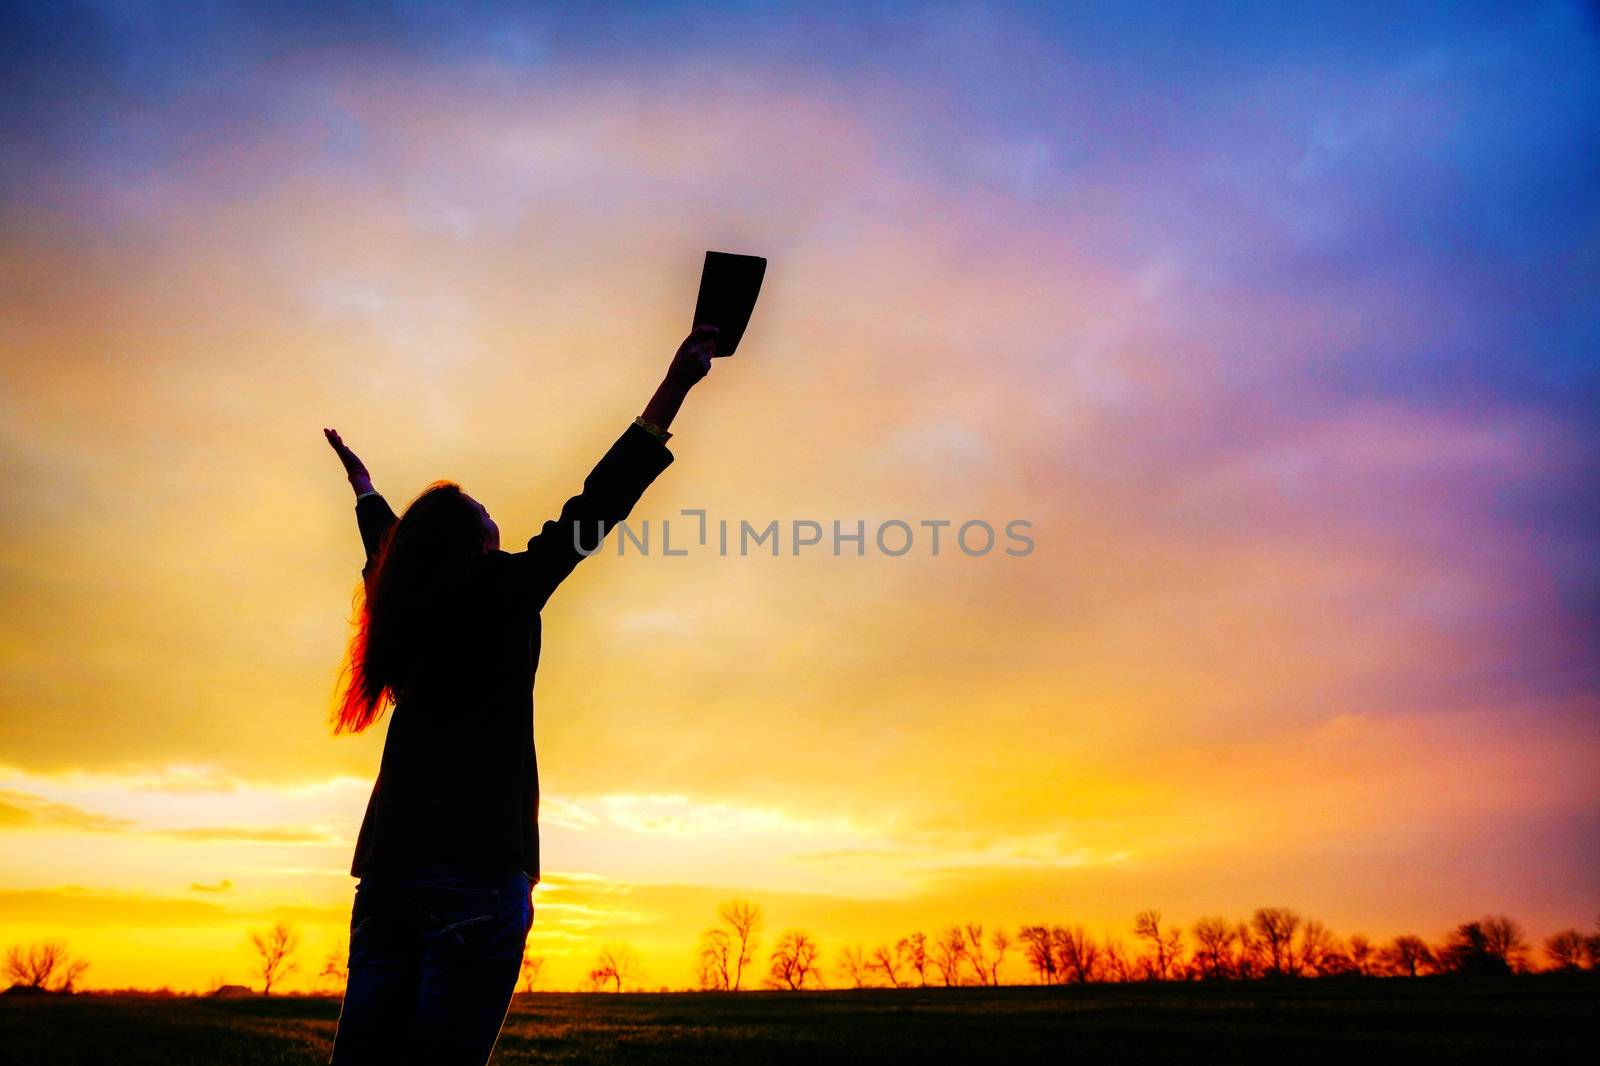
334, 481, 484, 734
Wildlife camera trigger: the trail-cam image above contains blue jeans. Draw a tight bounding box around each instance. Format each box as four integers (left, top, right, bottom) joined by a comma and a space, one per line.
330, 864, 533, 1066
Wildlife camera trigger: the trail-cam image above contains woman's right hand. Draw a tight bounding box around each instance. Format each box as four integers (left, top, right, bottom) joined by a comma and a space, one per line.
324, 428, 375, 496
666, 325, 719, 391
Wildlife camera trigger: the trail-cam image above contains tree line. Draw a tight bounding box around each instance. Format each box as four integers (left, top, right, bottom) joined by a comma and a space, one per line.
6, 906, 1598, 995
657, 903, 1600, 992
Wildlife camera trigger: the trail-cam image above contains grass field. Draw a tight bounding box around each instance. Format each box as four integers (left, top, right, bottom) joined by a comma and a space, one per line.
1, 978, 1593, 1064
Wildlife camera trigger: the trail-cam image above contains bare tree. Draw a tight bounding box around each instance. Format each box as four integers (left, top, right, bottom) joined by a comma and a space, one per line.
932, 927, 966, 986
962, 924, 993, 986
56, 957, 90, 994
1439, 921, 1497, 975
1584, 915, 1600, 970
1438, 916, 1529, 976
1019, 926, 1058, 984
696, 928, 733, 991
837, 944, 871, 988
5, 940, 90, 993
1133, 910, 1183, 981
1101, 937, 1135, 983
903, 932, 929, 987
1250, 908, 1302, 978
989, 929, 1012, 986
5, 941, 62, 989
716, 899, 762, 991
1382, 934, 1434, 977
767, 930, 821, 990
589, 944, 641, 992
1053, 926, 1101, 984
1298, 919, 1342, 976
1544, 930, 1585, 972
1481, 916, 1530, 974
249, 924, 300, 997
519, 954, 546, 992
1233, 921, 1262, 979
1345, 934, 1378, 977
319, 941, 348, 990
868, 942, 907, 988
1190, 917, 1234, 979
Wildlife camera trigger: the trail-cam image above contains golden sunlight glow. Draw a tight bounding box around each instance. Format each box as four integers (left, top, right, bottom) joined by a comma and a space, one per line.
2, 41, 1596, 993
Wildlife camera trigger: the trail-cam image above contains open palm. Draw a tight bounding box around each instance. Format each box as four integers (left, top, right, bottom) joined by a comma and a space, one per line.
324, 428, 373, 494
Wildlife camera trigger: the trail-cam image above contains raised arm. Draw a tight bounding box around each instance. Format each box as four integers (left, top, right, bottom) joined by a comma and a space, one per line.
324, 427, 396, 576
519, 326, 718, 610
324, 428, 374, 497
639, 324, 717, 435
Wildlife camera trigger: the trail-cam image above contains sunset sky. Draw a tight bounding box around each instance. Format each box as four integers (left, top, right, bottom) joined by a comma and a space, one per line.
1, 1, 1596, 991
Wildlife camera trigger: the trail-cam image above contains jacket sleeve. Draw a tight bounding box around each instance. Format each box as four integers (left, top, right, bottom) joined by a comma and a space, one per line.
517, 421, 675, 611
355, 492, 398, 590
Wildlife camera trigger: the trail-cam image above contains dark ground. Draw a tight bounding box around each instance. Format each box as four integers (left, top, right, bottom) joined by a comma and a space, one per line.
0, 977, 1593, 1064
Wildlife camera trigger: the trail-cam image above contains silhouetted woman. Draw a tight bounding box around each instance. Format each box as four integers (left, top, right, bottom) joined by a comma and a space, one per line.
322, 325, 718, 1065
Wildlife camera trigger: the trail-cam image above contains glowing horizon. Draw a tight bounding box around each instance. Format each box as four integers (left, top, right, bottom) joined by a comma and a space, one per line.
1, 1, 1596, 991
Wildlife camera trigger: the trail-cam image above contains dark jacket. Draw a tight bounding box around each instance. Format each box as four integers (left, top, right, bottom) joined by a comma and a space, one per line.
348, 422, 673, 882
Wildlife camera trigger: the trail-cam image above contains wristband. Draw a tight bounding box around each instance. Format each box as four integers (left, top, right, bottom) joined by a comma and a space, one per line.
633, 416, 672, 443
